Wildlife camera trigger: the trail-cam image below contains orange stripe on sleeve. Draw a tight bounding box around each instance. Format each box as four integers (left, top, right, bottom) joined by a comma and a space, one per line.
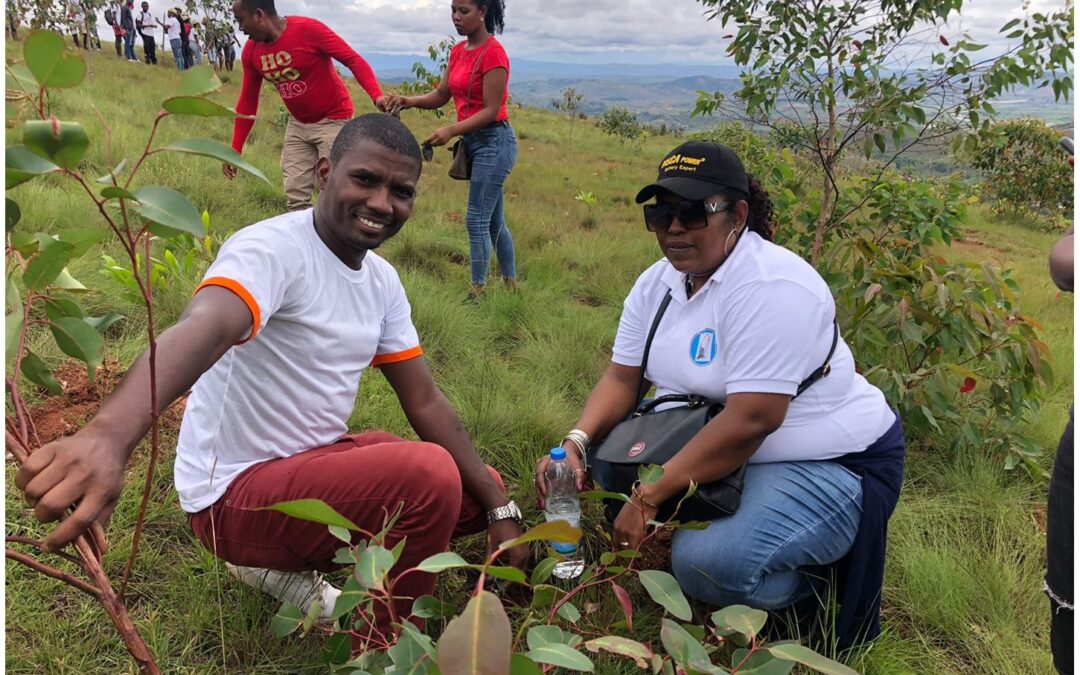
195, 276, 261, 344
371, 346, 423, 367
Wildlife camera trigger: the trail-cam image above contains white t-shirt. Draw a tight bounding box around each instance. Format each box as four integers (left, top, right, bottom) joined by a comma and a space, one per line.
139, 11, 155, 37
165, 16, 180, 40
174, 209, 423, 512
612, 231, 893, 463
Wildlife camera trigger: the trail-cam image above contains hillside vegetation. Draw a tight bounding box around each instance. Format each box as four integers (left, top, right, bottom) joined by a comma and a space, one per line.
5, 43, 1072, 674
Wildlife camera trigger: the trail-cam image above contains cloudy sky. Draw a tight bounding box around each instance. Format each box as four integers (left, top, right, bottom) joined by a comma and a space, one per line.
262, 0, 1066, 64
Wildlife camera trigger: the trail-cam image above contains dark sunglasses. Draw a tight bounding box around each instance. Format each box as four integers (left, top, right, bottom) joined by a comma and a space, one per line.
421, 143, 434, 162
642, 199, 732, 232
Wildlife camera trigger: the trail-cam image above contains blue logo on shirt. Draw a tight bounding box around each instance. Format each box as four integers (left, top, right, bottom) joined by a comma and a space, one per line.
689, 329, 717, 366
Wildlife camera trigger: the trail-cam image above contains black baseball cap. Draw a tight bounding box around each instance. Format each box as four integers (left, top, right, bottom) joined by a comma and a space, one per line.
635, 140, 749, 204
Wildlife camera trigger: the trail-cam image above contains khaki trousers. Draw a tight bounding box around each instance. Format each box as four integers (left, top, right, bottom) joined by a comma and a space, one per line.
281, 117, 347, 212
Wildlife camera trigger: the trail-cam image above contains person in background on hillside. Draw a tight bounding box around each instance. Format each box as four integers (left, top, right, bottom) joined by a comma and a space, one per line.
120, 0, 138, 61
1046, 173, 1073, 673
178, 11, 195, 69
223, 0, 391, 212
14, 114, 528, 646
68, 4, 89, 50
184, 14, 202, 66
535, 140, 907, 648
223, 26, 238, 72
161, 8, 185, 70
137, 1, 158, 65
105, 3, 124, 57
386, 0, 517, 301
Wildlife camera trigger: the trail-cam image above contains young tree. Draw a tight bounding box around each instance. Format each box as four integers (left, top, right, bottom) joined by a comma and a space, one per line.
693, 0, 1074, 262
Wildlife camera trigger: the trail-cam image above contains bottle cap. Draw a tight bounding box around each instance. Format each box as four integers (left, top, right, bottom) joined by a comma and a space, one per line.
550, 447, 566, 461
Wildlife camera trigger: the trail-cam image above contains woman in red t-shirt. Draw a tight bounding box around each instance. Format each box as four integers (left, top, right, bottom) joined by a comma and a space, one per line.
389, 0, 517, 300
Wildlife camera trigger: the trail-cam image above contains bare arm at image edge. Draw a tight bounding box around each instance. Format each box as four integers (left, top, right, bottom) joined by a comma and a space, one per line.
1050, 225, 1073, 292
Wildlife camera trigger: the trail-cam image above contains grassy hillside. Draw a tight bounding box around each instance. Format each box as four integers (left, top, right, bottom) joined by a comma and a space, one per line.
5, 43, 1072, 674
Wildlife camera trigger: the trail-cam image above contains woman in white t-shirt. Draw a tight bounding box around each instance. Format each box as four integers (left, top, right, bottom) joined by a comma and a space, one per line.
535, 141, 906, 647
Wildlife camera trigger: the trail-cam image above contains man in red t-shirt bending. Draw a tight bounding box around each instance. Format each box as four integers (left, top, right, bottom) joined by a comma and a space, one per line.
224, 0, 390, 211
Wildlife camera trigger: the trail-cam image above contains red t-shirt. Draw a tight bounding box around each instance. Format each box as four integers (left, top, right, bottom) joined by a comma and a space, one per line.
447, 37, 509, 123
230, 16, 383, 153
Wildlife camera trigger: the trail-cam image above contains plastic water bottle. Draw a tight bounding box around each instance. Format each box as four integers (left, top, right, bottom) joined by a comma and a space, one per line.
544, 447, 584, 580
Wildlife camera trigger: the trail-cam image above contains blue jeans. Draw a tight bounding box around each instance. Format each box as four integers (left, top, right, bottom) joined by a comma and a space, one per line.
671, 461, 863, 610
170, 38, 185, 70
123, 31, 137, 60
462, 123, 517, 286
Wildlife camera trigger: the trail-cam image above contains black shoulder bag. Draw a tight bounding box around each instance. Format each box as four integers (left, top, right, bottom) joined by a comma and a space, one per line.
588, 290, 839, 523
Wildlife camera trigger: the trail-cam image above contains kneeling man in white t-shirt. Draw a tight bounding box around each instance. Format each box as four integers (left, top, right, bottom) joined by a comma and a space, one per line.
15, 113, 528, 641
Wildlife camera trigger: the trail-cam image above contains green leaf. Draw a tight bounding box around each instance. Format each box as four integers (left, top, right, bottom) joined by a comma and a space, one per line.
7, 145, 60, 188
525, 643, 594, 672
6, 275, 23, 366
527, 624, 568, 650
6, 63, 38, 92
579, 489, 630, 503
354, 545, 394, 591
711, 605, 768, 639
329, 575, 366, 620
499, 520, 581, 550
24, 30, 86, 88
583, 636, 653, 668
23, 119, 89, 169
557, 601, 581, 624
766, 644, 860, 675
48, 316, 103, 379
101, 186, 137, 201
485, 566, 528, 584
130, 186, 204, 237
270, 602, 304, 638
731, 649, 793, 675
161, 137, 269, 183
874, 133, 886, 153
20, 350, 61, 394
162, 95, 237, 117
638, 464, 665, 485
174, 65, 222, 97
436, 591, 512, 675
328, 525, 352, 544
259, 499, 361, 530
84, 315, 123, 334
530, 557, 558, 585
323, 632, 352, 665
509, 654, 544, 675
416, 551, 473, 573
660, 619, 711, 670
42, 294, 85, 321
96, 159, 128, 184
638, 570, 692, 621
10, 232, 38, 256
412, 595, 455, 619
57, 228, 106, 255
6, 199, 21, 230
51, 268, 86, 290
397, 620, 438, 661
24, 240, 76, 291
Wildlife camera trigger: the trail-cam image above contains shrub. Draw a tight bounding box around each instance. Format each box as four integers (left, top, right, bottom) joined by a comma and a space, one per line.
966, 118, 1073, 223
597, 106, 644, 146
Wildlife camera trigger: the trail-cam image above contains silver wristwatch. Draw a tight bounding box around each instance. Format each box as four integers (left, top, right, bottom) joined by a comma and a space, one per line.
486, 500, 523, 525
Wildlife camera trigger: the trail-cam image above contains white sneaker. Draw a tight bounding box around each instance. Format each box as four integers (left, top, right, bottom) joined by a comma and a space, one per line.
225, 563, 342, 622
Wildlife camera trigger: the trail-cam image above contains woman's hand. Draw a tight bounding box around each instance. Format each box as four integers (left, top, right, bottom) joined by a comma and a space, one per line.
424, 126, 456, 148
612, 498, 658, 552
534, 444, 587, 510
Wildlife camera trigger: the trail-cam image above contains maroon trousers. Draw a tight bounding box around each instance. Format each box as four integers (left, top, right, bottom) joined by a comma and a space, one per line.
189, 431, 500, 632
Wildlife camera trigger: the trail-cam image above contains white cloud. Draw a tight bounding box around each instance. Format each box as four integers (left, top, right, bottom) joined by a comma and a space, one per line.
266, 0, 1068, 63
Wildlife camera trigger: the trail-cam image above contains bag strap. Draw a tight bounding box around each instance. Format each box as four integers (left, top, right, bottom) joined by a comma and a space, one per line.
793, 319, 839, 399
634, 289, 839, 404
634, 290, 674, 403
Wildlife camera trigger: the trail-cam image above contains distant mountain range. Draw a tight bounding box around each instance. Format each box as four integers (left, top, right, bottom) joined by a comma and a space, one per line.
360, 53, 1074, 130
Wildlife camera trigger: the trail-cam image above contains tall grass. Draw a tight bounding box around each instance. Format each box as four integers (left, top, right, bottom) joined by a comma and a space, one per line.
5, 42, 1071, 673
